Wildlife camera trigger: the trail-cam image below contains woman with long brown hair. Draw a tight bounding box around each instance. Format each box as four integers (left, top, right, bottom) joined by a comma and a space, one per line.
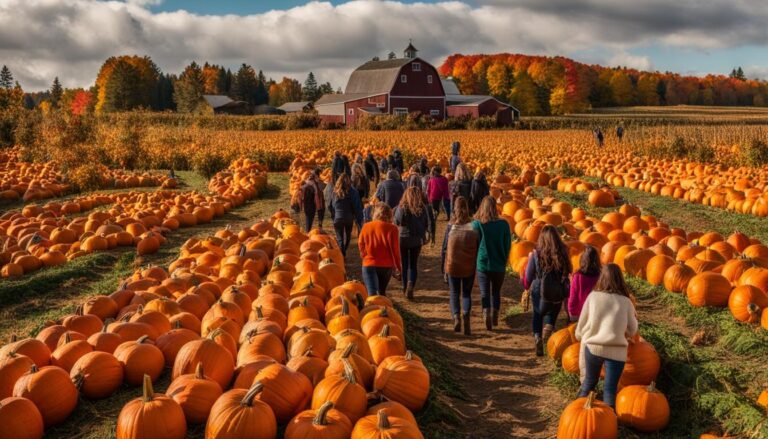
523, 224, 572, 356
358, 203, 402, 296
576, 263, 638, 408
443, 196, 479, 335
328, 174, 364, 257
472, 196, 512, 331
394, 186, 431, 300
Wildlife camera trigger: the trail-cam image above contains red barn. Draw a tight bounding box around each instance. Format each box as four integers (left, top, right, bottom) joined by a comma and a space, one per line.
316, 43, 445, 125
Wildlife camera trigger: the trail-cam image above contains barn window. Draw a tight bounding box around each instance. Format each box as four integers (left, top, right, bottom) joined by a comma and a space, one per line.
393, 107, 408, 116
376, 103, 385, 108
400, 74, 407, 83
430, 109, 440, 116
348, 109, 354, 115
412, 62, 421, 72
427, 75, 433, 84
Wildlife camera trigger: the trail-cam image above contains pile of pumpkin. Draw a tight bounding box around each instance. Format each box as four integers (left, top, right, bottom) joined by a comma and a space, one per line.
0, 159, 269, 278
0, 148, 177, 204
0, 209, 429, 438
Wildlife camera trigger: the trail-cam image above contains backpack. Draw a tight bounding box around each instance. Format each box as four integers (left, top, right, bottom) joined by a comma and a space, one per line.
534, 252, 568, 312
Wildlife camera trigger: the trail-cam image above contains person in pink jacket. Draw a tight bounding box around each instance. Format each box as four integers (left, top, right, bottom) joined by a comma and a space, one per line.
567, 245, 601, 321
426, 166, 450, 220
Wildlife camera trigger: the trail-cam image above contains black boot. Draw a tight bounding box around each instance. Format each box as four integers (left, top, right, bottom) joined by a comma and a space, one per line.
492, 309, 500, 327
453, 314, 461, 332
406, 283, 414, 301
483, 308, 492, 331
463, 313, 471, 336
535, 336, 544, 357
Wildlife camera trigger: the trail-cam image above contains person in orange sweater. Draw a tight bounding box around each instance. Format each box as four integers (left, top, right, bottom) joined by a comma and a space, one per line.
358, 203, 402, 296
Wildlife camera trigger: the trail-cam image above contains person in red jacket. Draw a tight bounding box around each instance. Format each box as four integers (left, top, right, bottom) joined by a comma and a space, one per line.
358, 203, 402, 296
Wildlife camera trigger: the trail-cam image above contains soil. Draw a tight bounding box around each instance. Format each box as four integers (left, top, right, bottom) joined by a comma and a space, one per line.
342, 215, 567, 439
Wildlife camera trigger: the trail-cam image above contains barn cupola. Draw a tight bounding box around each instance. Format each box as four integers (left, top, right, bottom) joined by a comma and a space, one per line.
404, 40, 418, 59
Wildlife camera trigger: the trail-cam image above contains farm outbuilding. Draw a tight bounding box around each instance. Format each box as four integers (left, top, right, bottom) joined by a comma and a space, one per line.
277, 101, 313, 113
316, 42, 518, 126
202, 95, 251, 115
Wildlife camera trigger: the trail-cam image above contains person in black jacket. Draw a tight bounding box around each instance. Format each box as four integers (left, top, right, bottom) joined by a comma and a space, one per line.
313, 168, 327, 228
379, 156, 389, 175
450, 141, 461, 174
300, 172, 325, 233
376, 170, 405, 209
341, 154, 352, 177
394, 186, 430, 300
364, 153, 380, 186
328, 174, 364, 257
450, 163, 472, 212
331, 151, 346, 183
393, 149, 405, 174
405, 165, 422, 189
418, 156, 429, 176
470, 170, 490, 213
351, 163, 370, 200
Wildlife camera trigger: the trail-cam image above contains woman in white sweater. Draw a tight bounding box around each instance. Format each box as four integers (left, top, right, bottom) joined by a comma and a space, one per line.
575, 263, 639, 408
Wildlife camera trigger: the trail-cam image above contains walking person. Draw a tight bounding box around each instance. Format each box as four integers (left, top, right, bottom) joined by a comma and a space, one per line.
418, 156, 429, 176
392, 148, 405, 174
426, 166, 450, 220
331, 151, 346, 183
450, 163, 472, 211
443, 196, 479, 335
576, 263, 638, 408
358, 203, 402, 296
379, 155, 390, 176
327, 174, 364, 258
394, 186, 430, 300
616, 125, 625, 142
314, 169, 327, 228
472, 196, 512, 331
299, 171, 325, 233
567, 246, 602, 322
375, 170, 406, 209
351, 163, 370, 200
523, 224, 572, 356
450, 141, 461, 173
405, 165, 422, 189
469, 170, 490, 214
364, 152, 380, 186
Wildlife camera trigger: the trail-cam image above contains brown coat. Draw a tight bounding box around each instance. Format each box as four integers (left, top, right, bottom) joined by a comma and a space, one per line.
445, 223, 479, 278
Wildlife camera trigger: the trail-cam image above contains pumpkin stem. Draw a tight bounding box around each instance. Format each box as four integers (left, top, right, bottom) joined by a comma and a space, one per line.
341, 358, 357, 385
379, 324, 390, 338
63, 332, 72, 345
195, 362, 205, 379
341, 297, 349, 316
405, 350, 414, 361
172, 320, 182, 330
255, 306, 264, 319
241, 381, 265, 407
208, 328, 223, 340
380, 307, 389, 318
377, 410, 391, 430
584, 391, 597, 409
142, 374, 155, 402
9, 334, 18, 343
648, 381, 657, 392
137, 335, 150, 344
313, 401, 334, 426
72, 372, 85, 390
341, 343, 356, 358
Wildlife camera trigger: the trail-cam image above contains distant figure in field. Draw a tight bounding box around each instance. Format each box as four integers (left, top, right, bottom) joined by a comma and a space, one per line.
450, 141, 461, 174
616, 125, 625, 142
593, 127, 604, 148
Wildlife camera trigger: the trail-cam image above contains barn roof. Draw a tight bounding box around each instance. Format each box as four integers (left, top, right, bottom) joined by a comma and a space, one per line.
345, 58, 415, 94
202, 95, 235, 108
315, 93, 374, 106
277, 101, 311, 112
441, 78, 461, 96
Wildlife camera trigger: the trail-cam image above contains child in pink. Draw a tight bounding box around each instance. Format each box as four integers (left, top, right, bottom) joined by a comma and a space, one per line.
567, 245, 601, 321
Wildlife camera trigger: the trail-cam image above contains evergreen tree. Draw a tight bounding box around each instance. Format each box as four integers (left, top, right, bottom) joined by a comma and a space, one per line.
157, 73, 175, 111
216, 67, 228, 96
387, 51, 396, 60
101, 60, 142, 112
174, 61, 205, 113
255, 70, 269, 105
0, 65, 13, 90
318, 82, 334, 98
50, 77, 63, 108
302, 72, 319, 102
232, 64, 258, 105
730, 67, 746, 81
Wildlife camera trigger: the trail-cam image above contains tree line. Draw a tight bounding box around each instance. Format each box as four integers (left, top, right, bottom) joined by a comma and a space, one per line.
440, 53, 768, 115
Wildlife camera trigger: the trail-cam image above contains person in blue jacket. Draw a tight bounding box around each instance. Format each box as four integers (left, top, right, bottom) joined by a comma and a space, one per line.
327, 174, 364, 257
376, 170, 406, 209
394, 186, 431, 300
450, 141, 461, 173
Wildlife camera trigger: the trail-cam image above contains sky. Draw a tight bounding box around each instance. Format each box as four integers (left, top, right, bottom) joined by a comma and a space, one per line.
1, 0, 768, 91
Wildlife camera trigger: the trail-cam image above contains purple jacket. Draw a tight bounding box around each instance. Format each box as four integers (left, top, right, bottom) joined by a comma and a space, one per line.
567, 272, 600, 318
427, 176, 450, 202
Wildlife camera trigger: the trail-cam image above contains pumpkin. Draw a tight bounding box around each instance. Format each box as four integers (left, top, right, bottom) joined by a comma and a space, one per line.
351, 410, 424, 439
155, 327, 200, 367
618, 340, 660, 388
311, 360, 368, 423
663, 262, 696, 294
286, 349, 329, 387
556, 392, 617, 439
232, 356, 278, 389
167, 362, 223, 424
326, 344, 376, 390
114, 335, 165, 386
373, 351, 430, 412
686, 272, 732, 307
285, 401, 353, 439
252, 363, 313, 423
561, 342, 581, 374
728, 285, 768, 323
645, 255, 676, 286
1, 337, 51, 368
546, 324, 577, 361
368, 325, 406, 365
0, 351, 35, 399
616, 381, 670, 432
237, 329, 287, 365
70, 351, 124, 399
116, 375, 187, 439
87, 321, 124, 354
172, 330, 235, 390
204, 382, 277, 439
0, 396, 45, 439
51, 332, 94, 372
366, 401, 417, 425
13, 365, 78, 428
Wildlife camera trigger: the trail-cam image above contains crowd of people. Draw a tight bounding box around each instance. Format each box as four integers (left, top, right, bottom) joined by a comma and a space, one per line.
295, 141, 638, 411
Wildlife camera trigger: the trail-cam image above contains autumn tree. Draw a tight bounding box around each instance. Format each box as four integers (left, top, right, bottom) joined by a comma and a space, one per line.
202, 63, 223, 94
486, 61, 512, 100
174, 61, 205, 113
318, 82, 334, 98
609, 70, 634, 106
268, 77, 303, 107
95, 55, 160, 112
636, 74, 659, 106
508, 70, 541, 115
101, 59, 144, 112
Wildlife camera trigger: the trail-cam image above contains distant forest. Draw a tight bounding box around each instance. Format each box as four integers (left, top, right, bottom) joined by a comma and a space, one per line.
439, 53, 765, 115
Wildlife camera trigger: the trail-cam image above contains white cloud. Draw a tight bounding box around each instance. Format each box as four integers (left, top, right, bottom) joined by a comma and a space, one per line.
0, 0, 766, 90
608, 52, 652, 71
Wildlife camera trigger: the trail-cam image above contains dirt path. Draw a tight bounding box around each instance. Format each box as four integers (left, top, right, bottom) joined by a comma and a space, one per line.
342, 216, 566, 439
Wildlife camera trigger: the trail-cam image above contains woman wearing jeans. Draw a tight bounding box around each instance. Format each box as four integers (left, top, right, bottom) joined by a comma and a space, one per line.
523, 224, 572, 356
327, 174, 364, 258
358, 203, 401, 296
443, 197, 479, 335
394, 186, 430, 300
426, 166, 450, 220
472, 196, 512, 331
576, 263, 638, 408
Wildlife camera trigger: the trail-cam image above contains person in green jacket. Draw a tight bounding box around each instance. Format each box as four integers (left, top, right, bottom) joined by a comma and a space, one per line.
472, 196, 512, 330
